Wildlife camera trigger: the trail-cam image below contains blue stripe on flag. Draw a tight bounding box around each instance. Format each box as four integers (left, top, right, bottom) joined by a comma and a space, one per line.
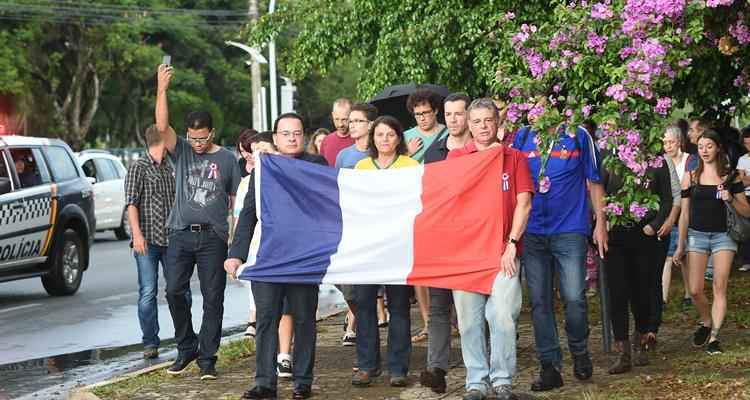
241, 154, 343, 284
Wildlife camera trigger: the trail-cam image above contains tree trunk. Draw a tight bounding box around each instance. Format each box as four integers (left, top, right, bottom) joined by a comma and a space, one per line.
50, 35, 101, 151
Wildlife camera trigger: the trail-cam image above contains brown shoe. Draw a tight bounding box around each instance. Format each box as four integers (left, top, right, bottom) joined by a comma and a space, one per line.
633, 335, 650, 366
352, 369, 380, 387
390, 375, 408, 387
143, 348, 159, 359
608, 340, 632, 374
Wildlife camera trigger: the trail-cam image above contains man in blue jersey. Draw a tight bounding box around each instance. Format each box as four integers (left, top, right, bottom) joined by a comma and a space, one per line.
513, 124, 607, 391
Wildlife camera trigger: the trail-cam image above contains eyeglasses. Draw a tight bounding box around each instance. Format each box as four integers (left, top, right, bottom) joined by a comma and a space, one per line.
348, 119, 370, 125
187, 132, 213, 144
413, 110, 434, 119
277, 131, 304, 138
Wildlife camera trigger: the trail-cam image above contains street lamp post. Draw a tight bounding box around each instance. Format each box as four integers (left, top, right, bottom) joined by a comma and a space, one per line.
226, 40, 268, 130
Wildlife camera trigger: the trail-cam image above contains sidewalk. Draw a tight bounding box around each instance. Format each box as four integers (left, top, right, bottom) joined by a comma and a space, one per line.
80, 275, 750, 400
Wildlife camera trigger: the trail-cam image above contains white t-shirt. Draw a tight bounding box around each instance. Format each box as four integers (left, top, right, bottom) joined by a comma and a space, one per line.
737, 154, 750, 196
674, 152, 688, 182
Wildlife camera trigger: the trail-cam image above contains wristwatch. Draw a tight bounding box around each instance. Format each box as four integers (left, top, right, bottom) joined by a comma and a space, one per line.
508, 237, 518, 245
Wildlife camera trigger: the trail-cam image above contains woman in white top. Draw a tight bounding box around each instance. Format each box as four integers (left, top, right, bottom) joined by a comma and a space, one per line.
662, 124, 691, 309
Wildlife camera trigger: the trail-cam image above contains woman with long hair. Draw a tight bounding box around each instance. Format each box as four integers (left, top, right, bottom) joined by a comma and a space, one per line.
352, 116, 417, 388
307, 128, 329, 155
602, 148, 675, 374
674, 130, 750, 354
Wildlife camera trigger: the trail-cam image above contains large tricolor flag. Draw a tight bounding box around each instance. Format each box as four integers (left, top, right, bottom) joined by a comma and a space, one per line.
239, 148, 506, 294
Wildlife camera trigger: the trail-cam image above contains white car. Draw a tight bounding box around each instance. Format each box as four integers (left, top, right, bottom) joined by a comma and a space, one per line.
76, 150, 130, 240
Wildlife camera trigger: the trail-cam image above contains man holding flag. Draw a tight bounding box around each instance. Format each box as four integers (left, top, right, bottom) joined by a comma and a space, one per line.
447, 98, 533, 400
225, 113, 327, 400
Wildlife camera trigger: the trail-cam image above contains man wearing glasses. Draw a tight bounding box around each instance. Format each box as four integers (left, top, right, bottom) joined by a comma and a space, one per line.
155, 64, 241, 380
319, 97, 354, 166
225, 112, 327, 399
404, 89, 448, 164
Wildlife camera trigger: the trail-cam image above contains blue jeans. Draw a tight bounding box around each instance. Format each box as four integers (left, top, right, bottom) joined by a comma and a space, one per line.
355, 285, 411, 377
134, 245, 168, 349
523, 233, 589, 368
453, 273, 522, 393
165, 229, 227, 369
252, 281, 319, 390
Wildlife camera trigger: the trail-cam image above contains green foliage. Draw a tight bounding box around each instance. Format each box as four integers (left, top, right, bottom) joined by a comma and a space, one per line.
244, 0, 553, 99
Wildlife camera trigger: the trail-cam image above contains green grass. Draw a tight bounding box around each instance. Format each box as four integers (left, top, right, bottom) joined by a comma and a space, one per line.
92, 338, 254, 399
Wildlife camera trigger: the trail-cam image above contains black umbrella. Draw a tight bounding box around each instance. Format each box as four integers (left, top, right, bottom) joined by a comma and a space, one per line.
368, 83, 451, 130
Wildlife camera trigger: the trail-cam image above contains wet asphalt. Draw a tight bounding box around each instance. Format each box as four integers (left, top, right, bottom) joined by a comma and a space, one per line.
0, 232, 346, 399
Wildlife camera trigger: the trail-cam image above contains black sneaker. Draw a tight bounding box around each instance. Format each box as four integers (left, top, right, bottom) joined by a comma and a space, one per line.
573, 353, 593, 381
693, 325, 711, 347
419, 367, 447, 394
167, 353, 198, 375
241, 386, 277, 399
706, 340, 723, 355
530, 363, 563, 391
277, 358, 292, 378
200, 365, 217, 380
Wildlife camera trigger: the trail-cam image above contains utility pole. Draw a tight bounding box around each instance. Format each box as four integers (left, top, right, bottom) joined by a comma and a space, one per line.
248, 0, 262, 130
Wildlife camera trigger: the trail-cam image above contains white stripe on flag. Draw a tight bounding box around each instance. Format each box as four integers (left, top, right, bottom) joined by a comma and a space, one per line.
323, 166, 424, 285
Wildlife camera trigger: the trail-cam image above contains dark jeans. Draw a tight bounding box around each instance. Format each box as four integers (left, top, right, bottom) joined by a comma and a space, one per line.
605, 227, 659, 340
165, 229, 227, 368
522, 233, 589, 368
647, 239, 668, 333
355, 284, 411, 377
252, 281, 319, 390
427, 287, 453, 371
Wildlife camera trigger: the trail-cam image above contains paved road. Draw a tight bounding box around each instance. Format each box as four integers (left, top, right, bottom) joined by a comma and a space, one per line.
0, 232, 250, 399
0, 232, 346, 399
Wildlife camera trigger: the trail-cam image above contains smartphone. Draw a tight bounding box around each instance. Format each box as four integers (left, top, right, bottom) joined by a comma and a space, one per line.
162, 55, 171, 66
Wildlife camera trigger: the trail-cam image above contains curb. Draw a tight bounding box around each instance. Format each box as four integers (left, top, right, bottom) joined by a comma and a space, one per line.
68, 361, 172, 400
67, 310, 347, 400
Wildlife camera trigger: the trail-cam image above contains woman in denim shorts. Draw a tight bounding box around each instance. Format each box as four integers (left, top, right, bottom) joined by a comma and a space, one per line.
674, 130, 750, 355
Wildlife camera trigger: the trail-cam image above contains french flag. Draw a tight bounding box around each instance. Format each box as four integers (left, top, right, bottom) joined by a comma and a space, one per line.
239, 148, 506, 294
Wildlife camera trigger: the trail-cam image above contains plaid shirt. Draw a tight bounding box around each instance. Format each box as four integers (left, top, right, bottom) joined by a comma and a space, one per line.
124, 152, 175, 247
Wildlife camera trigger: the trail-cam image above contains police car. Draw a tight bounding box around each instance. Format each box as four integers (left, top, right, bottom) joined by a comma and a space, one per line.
0, 135, 96, 295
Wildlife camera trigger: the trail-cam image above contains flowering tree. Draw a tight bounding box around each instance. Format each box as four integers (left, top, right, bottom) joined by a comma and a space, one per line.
493, 0, 750, 225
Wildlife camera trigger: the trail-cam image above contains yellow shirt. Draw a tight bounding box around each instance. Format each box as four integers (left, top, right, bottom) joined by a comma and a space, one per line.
354, 155, 419, 170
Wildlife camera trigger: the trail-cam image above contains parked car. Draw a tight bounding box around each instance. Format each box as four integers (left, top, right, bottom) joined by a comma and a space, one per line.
0, 135, 96, 295
76, 150, 130, 240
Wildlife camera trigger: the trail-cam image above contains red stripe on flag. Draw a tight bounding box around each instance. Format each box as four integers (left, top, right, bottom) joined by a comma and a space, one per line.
407, 148, 504, 294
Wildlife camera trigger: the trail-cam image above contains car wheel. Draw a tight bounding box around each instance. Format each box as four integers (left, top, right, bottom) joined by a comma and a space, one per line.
42, 229, 84, 296
114, 209, 130, 241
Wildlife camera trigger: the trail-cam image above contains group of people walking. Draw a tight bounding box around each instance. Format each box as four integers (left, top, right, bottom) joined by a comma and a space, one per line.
122, 63, 750, 400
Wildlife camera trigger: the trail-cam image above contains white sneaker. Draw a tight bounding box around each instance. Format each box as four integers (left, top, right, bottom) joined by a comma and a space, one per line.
277, 354, 292, 378
244, 322, 256, 338
739, 264, 750, 272
342, 331, 356, 346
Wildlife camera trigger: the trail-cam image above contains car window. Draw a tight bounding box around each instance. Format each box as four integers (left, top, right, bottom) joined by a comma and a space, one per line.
82, 159, 97, 180
0, 150, 12, 195
31, 148, 52, 184
46, 146, 80, 182
110, 159, 126, 179
93, 158, 116, 182
10, 147, 44, 189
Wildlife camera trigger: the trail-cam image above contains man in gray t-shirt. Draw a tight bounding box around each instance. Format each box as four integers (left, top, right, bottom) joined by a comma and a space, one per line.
155, 63, 240, 379
169, 136, 240, 242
